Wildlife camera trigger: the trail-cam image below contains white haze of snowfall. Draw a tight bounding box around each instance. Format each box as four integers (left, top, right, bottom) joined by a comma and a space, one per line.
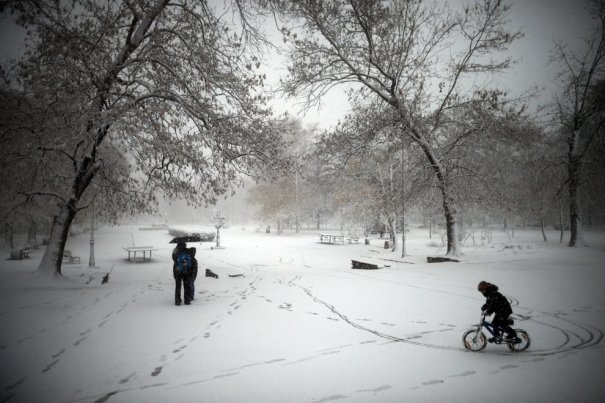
1, 223, 604, 403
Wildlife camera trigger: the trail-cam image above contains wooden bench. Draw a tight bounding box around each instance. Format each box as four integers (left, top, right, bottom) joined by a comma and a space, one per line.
9, 247, 32, 260
347, 236, 360, 244
63, 250, 81, 264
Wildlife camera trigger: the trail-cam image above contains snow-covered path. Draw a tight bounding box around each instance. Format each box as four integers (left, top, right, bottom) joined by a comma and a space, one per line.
1, 225, 604, 402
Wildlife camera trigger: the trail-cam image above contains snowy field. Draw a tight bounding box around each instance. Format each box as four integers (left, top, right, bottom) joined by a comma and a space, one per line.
1, 224, 604, 403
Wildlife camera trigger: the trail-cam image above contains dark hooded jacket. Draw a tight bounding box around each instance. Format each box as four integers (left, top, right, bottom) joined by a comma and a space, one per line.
480, 283, 513, 318
188, 247, 198, 281
172, 243, 197, 280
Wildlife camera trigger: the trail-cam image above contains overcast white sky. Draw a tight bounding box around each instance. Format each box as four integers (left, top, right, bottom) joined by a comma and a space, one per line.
0, 0, 596, 130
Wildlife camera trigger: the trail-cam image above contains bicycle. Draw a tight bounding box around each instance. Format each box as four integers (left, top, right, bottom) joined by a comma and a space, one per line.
462, 313, 530, 352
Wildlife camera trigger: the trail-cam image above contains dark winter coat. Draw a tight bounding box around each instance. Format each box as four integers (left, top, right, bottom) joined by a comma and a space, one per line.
172, 244, 197, 279
480, 283, 513, 318
188, 247, 198, 281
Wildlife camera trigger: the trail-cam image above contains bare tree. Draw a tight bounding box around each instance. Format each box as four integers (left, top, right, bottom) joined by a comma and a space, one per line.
551, 0, 605, 246
1, 0, 287, 275
278, 0, 522, 255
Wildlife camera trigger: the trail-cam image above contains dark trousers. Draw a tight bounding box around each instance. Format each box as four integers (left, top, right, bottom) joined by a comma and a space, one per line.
493, 315, 516, 337
175, 273, 193, 304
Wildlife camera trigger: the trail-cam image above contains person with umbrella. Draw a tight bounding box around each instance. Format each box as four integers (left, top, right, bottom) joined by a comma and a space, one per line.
170, 236, 200, 305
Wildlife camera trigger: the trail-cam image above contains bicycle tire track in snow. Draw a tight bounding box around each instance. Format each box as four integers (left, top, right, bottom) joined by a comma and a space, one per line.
288, 277, 603, 357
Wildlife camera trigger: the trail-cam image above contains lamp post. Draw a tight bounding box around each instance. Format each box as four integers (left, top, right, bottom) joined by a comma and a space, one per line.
89, 196, 97, 267
400, 135, 406, 258
212, 211, 225, 249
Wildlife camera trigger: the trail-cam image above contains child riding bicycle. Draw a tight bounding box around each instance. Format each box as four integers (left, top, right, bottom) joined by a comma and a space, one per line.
477, 281, 519, 344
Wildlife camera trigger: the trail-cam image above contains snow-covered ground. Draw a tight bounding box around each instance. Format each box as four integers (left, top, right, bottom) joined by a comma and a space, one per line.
1, 224, 604, 402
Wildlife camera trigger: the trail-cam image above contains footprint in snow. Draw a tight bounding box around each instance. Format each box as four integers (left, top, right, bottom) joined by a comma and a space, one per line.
4, 376, 27, 392
51, 348, 65, 359
448, 371, 476, 378
41, 360, 59, 373
119, 373, 136, 384
172, 345, 187, 353
317, 394, 348, 402
422, 379, 444, 386
74, 336, 87, 346
356, 385, 392, 393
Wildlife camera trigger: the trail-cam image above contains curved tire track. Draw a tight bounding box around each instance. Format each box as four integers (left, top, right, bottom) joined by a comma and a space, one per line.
289, 278, 603, 357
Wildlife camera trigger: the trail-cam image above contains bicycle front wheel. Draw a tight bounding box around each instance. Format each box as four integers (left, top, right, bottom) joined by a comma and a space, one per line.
463, 329, 486, 352
507, 329, 530, 352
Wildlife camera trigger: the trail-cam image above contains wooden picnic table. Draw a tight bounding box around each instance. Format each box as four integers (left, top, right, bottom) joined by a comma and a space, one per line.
318, 234, 346, 244
123, 246, 157, 262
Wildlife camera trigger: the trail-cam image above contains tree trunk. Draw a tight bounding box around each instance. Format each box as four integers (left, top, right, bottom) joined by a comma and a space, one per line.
28, 219, 37, 244
5, 222, 14, 248
559, 198, 565, 244
401, 215, 406, 257
38, 148, 99, 275
38, 206, 77, 276
442, 196, 459, 256
410, 130, 459, 256
388, 216, 398, 252
567, 149, 585, 247
541, 215, 548, 242
295, 167, 300, 234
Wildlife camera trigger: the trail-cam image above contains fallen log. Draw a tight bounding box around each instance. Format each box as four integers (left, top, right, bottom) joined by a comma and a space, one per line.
426, 256, 461, 263
351, 260, 382, 270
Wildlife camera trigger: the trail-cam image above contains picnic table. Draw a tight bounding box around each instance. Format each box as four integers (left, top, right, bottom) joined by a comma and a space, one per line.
123, 246, 157, 262
318, 234, 361, 244
318, 234, 346, 244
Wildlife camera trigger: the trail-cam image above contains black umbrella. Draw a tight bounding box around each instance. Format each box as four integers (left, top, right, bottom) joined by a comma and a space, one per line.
169, 235, 202, 244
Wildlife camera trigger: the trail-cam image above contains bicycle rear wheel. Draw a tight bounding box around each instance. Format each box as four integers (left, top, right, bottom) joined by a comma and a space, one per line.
463, 329, 486, 351
507, 329, 530, 352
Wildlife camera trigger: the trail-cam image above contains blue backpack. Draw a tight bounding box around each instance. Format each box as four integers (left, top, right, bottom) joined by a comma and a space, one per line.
176, 251, 192, 273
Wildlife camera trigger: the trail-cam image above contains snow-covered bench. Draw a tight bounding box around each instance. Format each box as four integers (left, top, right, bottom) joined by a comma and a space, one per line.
63, 250, 81, 264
